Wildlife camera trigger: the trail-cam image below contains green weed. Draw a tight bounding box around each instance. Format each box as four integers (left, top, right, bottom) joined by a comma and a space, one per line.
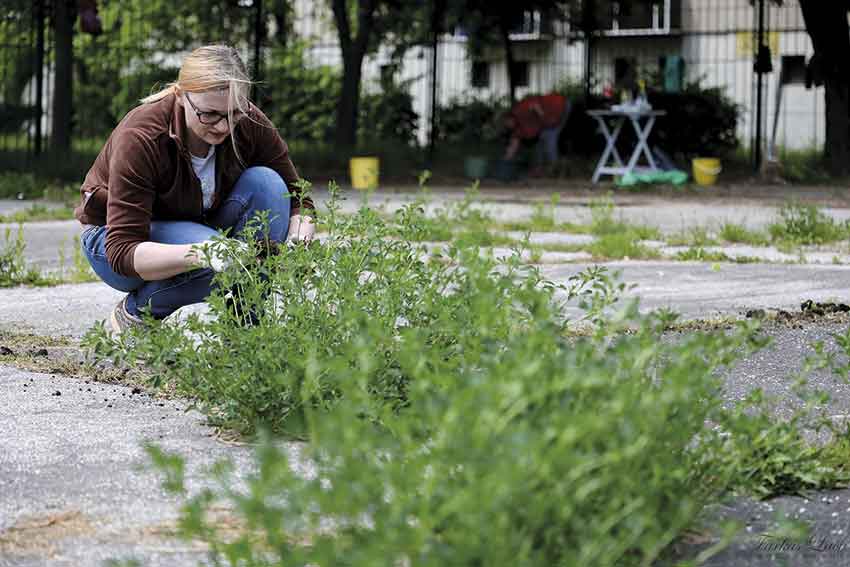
589, 232, 660, 260
667, 226, 719, 247
768, 202, 850, 246
0, 225, 94, 287
120, 269, 769, 566
0, 226, 57, 287
588, 193, 620, 235
533, 242, 586, 254
719, 222, 770, 246
526, 193, 561, 231
56, 237, 98, 284
589, 194, 660, 240
80, 182, 850, 566
675, 247, 730, 262
718, 408, 850, 499
732, 255, 762, 264
777, 148, 832, 184
495, 217, 593, 234
0, 203, 76, 223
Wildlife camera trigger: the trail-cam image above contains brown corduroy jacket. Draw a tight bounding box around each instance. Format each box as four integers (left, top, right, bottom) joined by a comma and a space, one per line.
74, 93, 312, 278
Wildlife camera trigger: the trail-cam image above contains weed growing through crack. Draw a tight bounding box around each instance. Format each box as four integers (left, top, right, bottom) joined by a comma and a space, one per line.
590, 194, 659, 238
0, 225, 97, 287
79, 179, 850, 566
56, 237, 98, 284
588, 232, 659, 260
719, 222, 770, 246
526, 193, 561, 231
667, 226, 719, 247
769, 202, 850, 246
676, 247, 731, 262
0, 226, 57, 287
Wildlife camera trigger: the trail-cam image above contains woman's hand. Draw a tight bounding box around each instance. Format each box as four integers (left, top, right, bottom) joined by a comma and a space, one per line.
287, 214, 316, 244
193, 238, 250, 272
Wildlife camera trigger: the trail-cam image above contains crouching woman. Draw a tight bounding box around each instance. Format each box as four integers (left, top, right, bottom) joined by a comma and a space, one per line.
74, 45, 314, 333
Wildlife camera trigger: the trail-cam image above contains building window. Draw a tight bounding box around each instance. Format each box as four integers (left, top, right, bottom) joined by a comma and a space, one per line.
454, 10, 549, 40
511, 61, 529, 88
509, 10, 548, 38
604, 0, 678, 35
471, 61, 490, 88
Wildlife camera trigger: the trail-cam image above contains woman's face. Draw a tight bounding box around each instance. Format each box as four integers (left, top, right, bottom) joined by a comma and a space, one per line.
180, 89, 240, 148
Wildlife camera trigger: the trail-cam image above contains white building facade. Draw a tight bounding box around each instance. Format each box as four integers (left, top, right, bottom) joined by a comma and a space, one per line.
292, 0, 820, 151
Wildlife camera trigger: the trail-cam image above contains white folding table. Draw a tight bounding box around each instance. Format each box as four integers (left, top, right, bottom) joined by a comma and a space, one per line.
587, 109, 667, 183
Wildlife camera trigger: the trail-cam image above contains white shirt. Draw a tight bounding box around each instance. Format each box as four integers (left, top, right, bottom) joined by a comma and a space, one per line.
190, 145, 216, 211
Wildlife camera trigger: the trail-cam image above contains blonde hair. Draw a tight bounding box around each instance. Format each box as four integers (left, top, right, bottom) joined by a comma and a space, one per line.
141, 45, 253, 161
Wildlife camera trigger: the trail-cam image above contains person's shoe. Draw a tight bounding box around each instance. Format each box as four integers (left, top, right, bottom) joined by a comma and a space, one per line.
110, 295, 145, 335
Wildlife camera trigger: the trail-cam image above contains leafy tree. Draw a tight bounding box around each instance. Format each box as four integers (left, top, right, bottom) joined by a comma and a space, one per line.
3, 0, 288, 146
0, 0, 36, 107
328, 0, 429, 147
0, 0, 39, 133
262, 42, 418, 148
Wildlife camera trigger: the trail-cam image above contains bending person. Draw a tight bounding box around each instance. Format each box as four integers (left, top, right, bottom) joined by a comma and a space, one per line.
503, 93, 570, 173
74, 44, 315, 334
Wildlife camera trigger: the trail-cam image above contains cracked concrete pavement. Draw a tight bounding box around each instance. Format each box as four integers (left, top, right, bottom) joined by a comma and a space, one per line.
4, 188, 850, 565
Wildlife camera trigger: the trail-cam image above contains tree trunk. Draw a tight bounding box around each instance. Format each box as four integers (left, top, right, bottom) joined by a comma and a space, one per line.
824, 80, 850, 176
499, 22, 516, 105
51, 0, 74, 151
270, 0, 290, 46
336, 57, 364, 147
799, 0, 850, 175
331, 0, 375, 148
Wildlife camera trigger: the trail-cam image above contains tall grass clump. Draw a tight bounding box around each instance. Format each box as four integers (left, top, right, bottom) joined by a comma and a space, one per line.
85, 182, 850, 566
0, 225, 55, 287
586, 195, 660, 259
768, 202, 850, 245
719, 222, 769, 246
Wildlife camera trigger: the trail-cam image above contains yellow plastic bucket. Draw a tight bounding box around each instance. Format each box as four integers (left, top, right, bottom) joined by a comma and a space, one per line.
349, 157, 380, 190
692, 158, 722, 186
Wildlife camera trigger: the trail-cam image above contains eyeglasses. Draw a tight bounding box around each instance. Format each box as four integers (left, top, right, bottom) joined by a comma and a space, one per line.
184, 92, 244, 126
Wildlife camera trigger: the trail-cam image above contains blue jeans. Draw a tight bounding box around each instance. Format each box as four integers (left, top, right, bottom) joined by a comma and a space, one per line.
536, 100, 572, 165
81, 166, 291, 319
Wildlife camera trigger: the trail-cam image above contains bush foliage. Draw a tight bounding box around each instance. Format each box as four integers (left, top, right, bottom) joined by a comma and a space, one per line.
435, 95, 509, 147
649, 82, 741, 158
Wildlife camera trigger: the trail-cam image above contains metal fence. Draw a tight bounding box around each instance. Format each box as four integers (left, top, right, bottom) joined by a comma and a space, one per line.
0, 0, 818, 175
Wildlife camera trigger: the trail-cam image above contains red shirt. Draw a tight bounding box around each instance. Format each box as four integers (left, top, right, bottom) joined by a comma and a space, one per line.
511, 94, 567, 139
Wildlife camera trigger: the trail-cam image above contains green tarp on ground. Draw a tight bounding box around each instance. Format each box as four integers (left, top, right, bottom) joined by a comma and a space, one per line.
616, 169, 689, 187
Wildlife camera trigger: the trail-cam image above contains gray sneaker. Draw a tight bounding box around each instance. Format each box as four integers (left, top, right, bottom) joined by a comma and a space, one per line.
110, 296, 145, 335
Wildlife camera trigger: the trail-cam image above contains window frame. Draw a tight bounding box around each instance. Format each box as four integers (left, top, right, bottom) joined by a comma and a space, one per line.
605, 0, 674, 37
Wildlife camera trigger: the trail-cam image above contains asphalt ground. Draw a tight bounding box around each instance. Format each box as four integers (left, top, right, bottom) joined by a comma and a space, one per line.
5, 305, 850, 565
4, 189, 850, 565
5, 189, 850, 273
